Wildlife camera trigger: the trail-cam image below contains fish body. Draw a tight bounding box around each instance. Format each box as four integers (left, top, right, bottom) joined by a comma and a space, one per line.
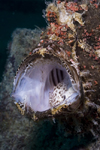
12, 0, 100, 134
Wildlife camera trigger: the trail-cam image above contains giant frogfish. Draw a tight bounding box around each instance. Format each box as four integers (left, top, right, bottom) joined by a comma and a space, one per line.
12, 0, 100, 134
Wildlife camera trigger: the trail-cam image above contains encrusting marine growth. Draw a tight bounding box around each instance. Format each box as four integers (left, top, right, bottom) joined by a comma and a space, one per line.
12, 0, 100, 134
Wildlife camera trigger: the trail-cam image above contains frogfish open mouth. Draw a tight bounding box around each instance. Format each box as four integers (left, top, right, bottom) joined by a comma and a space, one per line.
12, 49, 83, 113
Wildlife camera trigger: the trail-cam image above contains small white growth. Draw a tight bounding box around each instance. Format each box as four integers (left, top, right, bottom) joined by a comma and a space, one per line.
95, 49, 100, 58
90, 129, 96, 137
80, 70, 90, 77
83, 82, 92, 89
57, 2, 84, 32
78, 40, 93, 53
92, 119, 98, 125
70, 59, 80, 75
57, 2, 76, 32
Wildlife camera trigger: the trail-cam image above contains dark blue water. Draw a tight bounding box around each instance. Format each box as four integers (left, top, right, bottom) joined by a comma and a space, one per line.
0, 0, 47, 81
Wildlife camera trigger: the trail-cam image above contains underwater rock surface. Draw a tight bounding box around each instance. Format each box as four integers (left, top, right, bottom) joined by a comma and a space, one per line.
0, 28, 41, 150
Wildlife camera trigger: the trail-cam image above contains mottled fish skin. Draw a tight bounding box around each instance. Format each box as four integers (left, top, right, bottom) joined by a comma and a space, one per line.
12, 0, 100, 134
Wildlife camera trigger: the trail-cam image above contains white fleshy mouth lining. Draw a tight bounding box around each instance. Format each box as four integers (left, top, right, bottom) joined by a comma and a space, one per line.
12, 56, 80, 112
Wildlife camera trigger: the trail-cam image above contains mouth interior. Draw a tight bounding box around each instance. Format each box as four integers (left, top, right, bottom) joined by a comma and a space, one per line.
13, 56, 79, 112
